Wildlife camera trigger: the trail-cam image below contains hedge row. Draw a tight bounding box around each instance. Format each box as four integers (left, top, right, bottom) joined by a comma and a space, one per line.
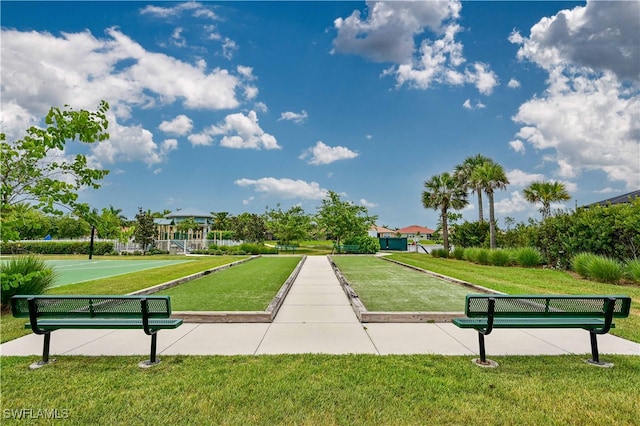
1, 242, 114, 255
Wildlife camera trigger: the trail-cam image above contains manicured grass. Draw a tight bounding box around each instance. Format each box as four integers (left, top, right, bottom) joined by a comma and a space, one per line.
1, 256, 246, 343
157, 256, 302, 311
1, 354, 639, 425
388, 253, 640, 343
331, 256, 470, 311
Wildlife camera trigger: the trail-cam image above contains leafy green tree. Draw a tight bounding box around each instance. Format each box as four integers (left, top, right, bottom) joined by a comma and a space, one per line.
523, 180, 571, 220
315, 191, 377, 249
471, 161, 509, 249
52, 215, 91, 239
1, 203, 52, 240
176, 217, 200, 239
422, 172, 468, 254
450, 220, 490, 248
0, 101, 110, 216
133, 208, 156, 253
266, 204, 311, 243
454, 154, 493, 222
211, 212, 231, 230
229, 213, 267, 243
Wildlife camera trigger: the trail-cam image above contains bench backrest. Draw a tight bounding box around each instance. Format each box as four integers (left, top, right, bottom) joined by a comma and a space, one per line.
464, 295, 631, 319
11, 295, 173, 319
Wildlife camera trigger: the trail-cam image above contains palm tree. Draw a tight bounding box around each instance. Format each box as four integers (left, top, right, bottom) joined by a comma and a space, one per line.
454, 154, 492, 223
422, 172, 468, 253
472, 161, 509, 249
523, 181, 571, 220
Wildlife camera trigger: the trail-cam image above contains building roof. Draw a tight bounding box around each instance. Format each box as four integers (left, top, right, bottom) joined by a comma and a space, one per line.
370, 225, 395, 234
164, 209, 213, 219
586, 190, 640, 207
396, 225, 435, 234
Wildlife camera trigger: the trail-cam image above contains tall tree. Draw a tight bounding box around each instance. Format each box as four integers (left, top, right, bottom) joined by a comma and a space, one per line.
315, 191, 377, 249
133, 208, 156, 254
523, 181, 571, 220
265, 204, 311, 243
421, 172, 468, 253
229, 213, 267, 243
472, 161, 509, 249
454, 154, 492, 222
0, 101, 110, 215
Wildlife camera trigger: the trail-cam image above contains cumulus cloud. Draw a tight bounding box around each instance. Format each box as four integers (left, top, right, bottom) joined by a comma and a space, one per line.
506, 169, 545, 187
204, 111, 280, 150
140, 2, 220, 21
509, 1, 640, 189
279, 110, 308, 124
159, 115, 193, 135
509, 140, 526, 154
508, 78, 521, 88
300, 141, 359, 165
235, 177, 328, 200
463, 99, 485, 110
334, 1, 498, 94
494, 191, 530, 215
360, 199, 378, 208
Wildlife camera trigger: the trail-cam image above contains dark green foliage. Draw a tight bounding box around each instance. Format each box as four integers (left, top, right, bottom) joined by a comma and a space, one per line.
452, 246, 465, 260
1, 255, 57, 309
133, 208, 156, 253
572, 252, 624, 284
489, 249, 512, 266
0, 241, 114, 255
450, 220, 490, 248
513, 247, 543, 267
343, 235, 380, 254
430, 248, 448, 258
536, 199, 639, 267
625, 260, 640, 282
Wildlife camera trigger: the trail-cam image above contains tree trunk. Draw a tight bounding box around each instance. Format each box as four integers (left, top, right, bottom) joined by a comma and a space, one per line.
488, 192, 496, 249
477, 191, 484, 223
442, 208, 449, 254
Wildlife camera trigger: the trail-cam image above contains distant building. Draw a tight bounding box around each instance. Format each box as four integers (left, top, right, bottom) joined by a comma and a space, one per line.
154, 209, 213, 252
586, 190, 639, 207
369, 225, 396, 238
396, 225, 436, 240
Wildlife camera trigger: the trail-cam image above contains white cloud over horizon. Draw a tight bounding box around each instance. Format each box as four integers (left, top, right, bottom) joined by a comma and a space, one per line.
235, 177, 328, 200
300, 141, 359, 165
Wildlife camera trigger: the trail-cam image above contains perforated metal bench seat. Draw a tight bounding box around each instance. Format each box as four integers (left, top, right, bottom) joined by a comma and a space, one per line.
453, 294, 631, 367
11, 295, 183, 369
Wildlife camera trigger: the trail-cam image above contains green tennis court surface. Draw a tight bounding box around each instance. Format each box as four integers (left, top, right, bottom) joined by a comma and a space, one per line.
46, 259, 192, 287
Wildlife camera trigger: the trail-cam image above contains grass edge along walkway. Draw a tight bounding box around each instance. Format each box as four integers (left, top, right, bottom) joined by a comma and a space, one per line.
2, 354, 639, 425
387, 253, 640, 343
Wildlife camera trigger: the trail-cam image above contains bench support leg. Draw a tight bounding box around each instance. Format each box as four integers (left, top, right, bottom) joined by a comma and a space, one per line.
586, 331, 613, 367
30, 332, 55, 370
138, 333, 160, 368
472, 332, 498, 367
478, 333, 487, 363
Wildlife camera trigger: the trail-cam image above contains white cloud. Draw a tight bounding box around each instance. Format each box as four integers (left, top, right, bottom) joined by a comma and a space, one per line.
506, 169, 545, 187
235, 177, 328, 200
463, 99, 485, 110
508, 78, 521, 88
187, 132, 213, 147
159, 115, 193, 136
207, 111, 280, 150
509, 140, 525, 154
494, 191, 530, 215
140, 2, 220, 21
509, 1, 640, 189
278, 110, 308, 124
89, 116, 174, 167
300, 141, 359, 165
360, 199, 378, 208
513, 1, 639, 82
334, 1, 498, 94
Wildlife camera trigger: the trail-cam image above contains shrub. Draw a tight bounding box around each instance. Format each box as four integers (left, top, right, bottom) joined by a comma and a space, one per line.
1, 255, 57, 310
489, 249, 512, 267
571, 252, 599, 278
452, 246, 465, 260
343, 236, 380, 254
588, 256, 623, 284
625, 259, 640, 282
514, 247, 543, 267
430, 248, 448, 258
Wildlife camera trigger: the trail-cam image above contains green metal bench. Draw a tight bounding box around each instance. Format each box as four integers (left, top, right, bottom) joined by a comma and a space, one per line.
452, 294, 632, 367
276, 244, 297, 254
11, 295, 183, 369
333, 244, 360, 254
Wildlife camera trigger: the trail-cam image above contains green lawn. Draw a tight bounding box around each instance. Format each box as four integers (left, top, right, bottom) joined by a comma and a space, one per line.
331, 256, 471, 311
1, 354, 639, 425
1, 255, 247, 343
156, 256, 302, 311
388, 253, 640, 343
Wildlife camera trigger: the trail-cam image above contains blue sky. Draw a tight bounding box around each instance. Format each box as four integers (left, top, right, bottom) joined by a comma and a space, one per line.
2, 1, 638, 229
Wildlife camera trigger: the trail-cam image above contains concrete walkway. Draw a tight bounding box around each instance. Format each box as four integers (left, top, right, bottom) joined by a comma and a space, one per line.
1, 256, 639, 359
